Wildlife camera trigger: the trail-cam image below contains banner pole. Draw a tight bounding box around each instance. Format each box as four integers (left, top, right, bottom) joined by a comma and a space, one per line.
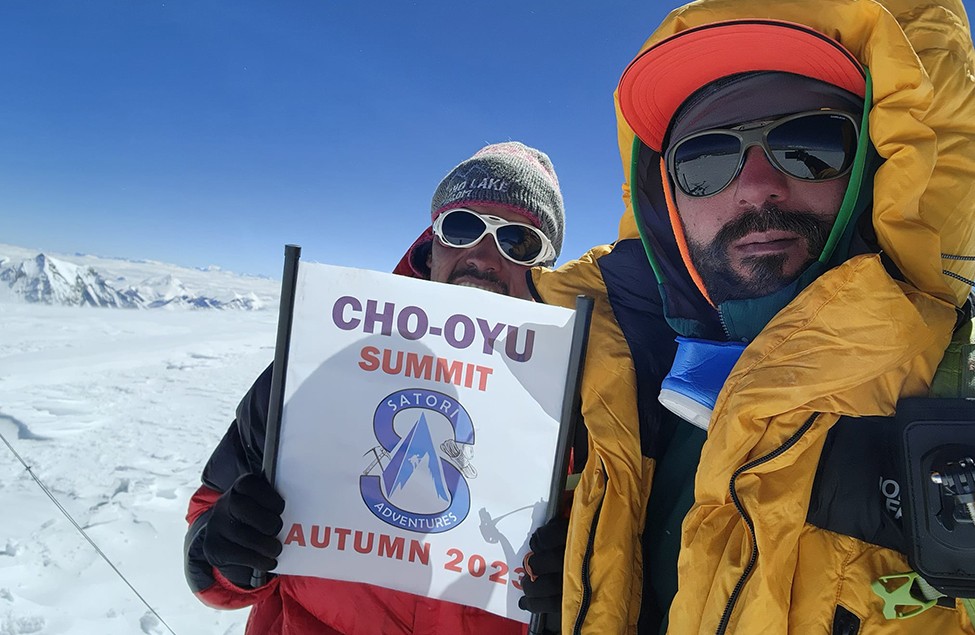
528, 294, 593, 635
251, 243, 301, 588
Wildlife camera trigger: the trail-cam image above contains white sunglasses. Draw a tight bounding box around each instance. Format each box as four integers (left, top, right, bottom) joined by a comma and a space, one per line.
432, 208, 555, 266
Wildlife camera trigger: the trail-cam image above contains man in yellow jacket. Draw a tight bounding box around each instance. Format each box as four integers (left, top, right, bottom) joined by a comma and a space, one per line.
523, 0, 975, 633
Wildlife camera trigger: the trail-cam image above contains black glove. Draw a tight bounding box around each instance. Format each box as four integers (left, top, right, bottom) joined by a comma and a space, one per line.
202, 472, 285, 588
519, 516, 568, 633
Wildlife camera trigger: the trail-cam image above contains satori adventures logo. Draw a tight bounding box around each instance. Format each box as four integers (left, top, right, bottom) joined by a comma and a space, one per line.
360, 388, 476, 534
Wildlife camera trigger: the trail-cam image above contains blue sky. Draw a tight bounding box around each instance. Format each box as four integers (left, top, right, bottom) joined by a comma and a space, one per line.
2, 2, 973, 278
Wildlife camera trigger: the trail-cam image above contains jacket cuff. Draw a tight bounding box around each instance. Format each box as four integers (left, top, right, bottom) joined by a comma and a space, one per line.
196, 567, 278, 610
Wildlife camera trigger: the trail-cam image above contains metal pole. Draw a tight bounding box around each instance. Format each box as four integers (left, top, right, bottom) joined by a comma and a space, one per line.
528, 295, 594, 635
251, 243, 301, 588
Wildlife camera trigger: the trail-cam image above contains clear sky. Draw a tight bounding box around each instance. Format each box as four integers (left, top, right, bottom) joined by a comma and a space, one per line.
2, 2, 973, 278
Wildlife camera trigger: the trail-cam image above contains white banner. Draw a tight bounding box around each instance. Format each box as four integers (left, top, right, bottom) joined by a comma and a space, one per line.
273, 262, 577, 622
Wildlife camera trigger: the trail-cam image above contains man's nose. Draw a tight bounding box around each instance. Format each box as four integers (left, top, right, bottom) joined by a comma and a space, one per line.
462, 235, 504, 269
732, 145, 790, 205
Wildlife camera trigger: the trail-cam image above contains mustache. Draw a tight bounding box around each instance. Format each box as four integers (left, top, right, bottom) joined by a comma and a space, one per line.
447, 265, 509, 294
711, 204, 834, 249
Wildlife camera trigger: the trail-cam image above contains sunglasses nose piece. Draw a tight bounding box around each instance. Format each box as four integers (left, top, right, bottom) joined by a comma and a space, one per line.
475, 234, 504, 257
733, 146, 791, 202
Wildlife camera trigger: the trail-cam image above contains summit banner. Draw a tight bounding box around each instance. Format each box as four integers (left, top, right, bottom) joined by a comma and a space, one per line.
271, 261, 579, 622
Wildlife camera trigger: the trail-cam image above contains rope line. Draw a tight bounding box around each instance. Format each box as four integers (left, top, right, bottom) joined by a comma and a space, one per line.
0, 428, 178, 635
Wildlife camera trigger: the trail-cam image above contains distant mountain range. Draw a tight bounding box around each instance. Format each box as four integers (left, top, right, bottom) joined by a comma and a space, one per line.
0, 244, 279, 310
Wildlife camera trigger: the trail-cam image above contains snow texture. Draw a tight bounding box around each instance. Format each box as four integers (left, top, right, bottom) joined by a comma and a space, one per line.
0, 244, 280, 634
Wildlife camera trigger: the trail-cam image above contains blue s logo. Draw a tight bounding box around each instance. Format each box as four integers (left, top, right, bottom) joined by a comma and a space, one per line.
360, 389, 475, 533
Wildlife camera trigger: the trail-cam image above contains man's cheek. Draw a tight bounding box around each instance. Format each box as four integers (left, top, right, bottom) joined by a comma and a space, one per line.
429, 257, 451, 283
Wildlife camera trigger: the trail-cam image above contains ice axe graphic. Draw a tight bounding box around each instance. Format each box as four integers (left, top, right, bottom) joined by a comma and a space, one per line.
362, 446, 389, 475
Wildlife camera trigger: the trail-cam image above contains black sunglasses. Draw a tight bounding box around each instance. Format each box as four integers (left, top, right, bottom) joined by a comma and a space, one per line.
432, 208, 556, 266
666, 110, 860, 197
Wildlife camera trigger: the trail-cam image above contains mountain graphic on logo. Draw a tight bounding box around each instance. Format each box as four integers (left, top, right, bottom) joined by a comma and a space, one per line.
383, 413, 450, 514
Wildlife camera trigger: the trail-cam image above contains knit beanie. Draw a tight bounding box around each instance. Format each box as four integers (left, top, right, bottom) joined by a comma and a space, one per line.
394, 142, 566, 279
430, 142, 565, 259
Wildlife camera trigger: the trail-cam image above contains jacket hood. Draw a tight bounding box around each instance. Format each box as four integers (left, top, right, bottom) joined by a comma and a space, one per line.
613, 0, 975, 339
392, 227, 434, 280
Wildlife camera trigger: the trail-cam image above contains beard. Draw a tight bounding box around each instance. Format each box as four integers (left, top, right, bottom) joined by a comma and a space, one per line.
446, 264, 509, 296
687, 204, 834, 304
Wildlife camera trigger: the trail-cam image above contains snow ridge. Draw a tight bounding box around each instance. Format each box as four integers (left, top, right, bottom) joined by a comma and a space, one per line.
0, 246, 275, 310
1, 253, 142, 308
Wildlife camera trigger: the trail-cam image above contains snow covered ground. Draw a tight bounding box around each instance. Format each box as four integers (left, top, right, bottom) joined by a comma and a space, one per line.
0, 301, 278, 634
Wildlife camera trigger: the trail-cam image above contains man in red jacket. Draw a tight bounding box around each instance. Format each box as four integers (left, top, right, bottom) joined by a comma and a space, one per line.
183, 141, 566, 634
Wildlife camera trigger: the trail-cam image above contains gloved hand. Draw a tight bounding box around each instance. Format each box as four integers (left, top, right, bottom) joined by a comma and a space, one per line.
202, 472, 285, 588
519, 516, 568, 633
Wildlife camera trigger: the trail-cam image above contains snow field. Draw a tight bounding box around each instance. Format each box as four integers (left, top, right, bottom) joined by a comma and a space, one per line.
0, 303, 277, 634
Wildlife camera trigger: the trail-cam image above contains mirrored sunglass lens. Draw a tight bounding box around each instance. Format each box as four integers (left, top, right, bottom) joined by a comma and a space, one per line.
441, 211, 487, 246
495, 225, 543, 262
672, 134, 742, 196
768, 114, 857, 180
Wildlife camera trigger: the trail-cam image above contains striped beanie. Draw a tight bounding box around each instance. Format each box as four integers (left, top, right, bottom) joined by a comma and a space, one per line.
429, 141, 565, 260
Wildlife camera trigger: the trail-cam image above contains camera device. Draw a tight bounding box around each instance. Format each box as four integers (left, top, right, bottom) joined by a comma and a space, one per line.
897, 397, 975, 598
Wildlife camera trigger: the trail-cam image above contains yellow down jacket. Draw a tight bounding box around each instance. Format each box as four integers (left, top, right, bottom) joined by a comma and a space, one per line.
531, 0, 975, 633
